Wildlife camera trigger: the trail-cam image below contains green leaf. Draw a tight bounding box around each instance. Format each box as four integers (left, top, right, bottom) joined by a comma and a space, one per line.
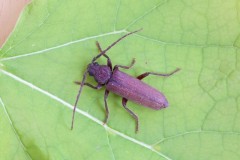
1, 0, 240, 159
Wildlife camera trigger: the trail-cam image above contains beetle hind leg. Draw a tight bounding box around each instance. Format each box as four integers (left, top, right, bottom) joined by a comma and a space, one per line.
122, 98, 139, 133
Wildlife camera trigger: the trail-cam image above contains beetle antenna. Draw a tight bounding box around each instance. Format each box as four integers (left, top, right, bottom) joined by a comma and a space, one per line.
71, 67, 89, 130
92, 28, 143, 63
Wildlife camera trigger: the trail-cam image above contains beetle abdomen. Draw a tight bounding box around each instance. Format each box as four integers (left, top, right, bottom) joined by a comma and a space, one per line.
106, 69, 168, 110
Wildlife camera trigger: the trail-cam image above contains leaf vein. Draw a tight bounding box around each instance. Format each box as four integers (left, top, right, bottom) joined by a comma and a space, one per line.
125, 0, 169, 29
0, 30, 126, 62
0, 97, 33, 160
0, 69, 172, 160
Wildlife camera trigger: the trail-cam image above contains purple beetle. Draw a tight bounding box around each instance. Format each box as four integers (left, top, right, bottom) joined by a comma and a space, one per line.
71, 29, 180, 133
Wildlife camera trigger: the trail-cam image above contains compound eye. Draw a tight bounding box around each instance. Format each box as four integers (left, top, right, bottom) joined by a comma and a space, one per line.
88, 66, 95, 76
88, 70, 94, 76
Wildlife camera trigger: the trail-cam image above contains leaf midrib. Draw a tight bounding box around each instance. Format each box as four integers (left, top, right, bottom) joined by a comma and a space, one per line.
0, 69, 172, 160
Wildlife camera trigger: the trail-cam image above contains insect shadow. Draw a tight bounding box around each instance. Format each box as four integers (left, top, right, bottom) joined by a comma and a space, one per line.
71, 29, 180, 133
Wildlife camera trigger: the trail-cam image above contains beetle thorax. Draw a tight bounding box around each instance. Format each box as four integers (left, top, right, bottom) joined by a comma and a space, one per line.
88, 62, 112, 84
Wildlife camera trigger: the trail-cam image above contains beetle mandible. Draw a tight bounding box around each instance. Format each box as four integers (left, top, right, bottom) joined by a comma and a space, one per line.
71, 29, 180, 133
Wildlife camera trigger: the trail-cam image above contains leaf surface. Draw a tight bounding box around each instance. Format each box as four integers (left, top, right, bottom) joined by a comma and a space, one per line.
1, 0, 240, 159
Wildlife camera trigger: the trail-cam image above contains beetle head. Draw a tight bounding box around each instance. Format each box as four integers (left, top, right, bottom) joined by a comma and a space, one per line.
88, 62, 99, 76
88, 62, 112, 84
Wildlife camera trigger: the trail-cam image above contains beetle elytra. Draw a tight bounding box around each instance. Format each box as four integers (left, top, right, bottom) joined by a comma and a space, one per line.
71, 29, 180, 133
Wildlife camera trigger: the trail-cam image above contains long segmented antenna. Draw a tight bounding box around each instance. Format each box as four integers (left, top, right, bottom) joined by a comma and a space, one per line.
92, 28, 142, 63
71, 67, 89, 129
71, 28, 142, 129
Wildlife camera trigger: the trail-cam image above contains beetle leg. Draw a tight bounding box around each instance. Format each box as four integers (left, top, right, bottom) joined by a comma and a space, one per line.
96, 41, 112, 70
74, 81, 102, 89
114, 58, 135, 70
122, 98, 139, 133
103, 89, 110, 124
137, 68, 180, 80
96, 41, 103, 52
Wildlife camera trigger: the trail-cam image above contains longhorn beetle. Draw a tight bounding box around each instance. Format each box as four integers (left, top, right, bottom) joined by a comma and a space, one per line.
71, 29, 180, 133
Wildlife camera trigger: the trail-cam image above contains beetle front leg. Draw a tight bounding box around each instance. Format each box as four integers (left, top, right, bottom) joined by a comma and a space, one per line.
103, 89, 110, 124
96, 41, 112, 70
122, 98, 139, 133
137, 68, 180, 80
74, 81, 102, 90
114, 58, 135, 70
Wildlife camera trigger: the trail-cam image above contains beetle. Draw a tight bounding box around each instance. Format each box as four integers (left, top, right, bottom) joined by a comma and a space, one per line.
71, 29, 180, 133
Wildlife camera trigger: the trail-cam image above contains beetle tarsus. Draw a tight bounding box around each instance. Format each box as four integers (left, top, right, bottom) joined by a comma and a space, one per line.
74, 81, 81, 85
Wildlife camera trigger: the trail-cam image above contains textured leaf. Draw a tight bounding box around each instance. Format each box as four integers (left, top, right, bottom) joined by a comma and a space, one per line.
1, 0, 240, 159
